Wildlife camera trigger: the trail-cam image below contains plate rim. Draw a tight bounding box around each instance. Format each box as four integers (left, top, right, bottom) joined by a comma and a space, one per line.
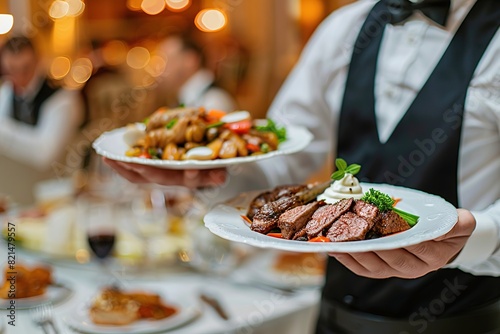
204, 183, 458, 253
92, 123, 313, 170
63, 292, 201, 334
0, 280, 73, 310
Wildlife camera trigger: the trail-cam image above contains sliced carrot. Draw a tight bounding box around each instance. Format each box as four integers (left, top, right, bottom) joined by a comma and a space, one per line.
266, 233, 283, 239
206, 109, 227, 122
308, 236, 331, 243
241, 215, 252, 226
392, 197, 402, 206
246, 143, 261, 153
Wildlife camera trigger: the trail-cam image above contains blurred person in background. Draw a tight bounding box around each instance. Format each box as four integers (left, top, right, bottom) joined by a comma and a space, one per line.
156, 34, 236, 112
105, 0, 500, 333
0, 36, 83, 204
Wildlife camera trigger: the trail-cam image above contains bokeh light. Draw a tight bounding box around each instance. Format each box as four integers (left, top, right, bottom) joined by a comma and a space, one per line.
0, 14, 14, 35
195, 9, 227, 32
66, 0, 85, 16
127, 0, 142, 11
102, 40, 128, 66
127, 47, 151, 69
141, 0, 166, 15
165, 0, 190, 12
145, 55, 167, 77
49, 0, 70, 19
71, 57, 93, 84
50, 56, 71, 80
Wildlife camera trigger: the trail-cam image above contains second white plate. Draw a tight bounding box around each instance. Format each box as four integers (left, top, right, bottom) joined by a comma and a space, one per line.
92, 123, 313, 170
204, 183, 458, 253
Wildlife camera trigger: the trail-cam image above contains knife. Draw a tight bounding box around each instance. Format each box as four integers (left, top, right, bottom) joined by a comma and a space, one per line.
200, 292, 230, 320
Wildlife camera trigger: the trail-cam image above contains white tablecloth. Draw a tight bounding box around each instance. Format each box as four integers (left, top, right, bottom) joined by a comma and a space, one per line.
0, 247, 321, 334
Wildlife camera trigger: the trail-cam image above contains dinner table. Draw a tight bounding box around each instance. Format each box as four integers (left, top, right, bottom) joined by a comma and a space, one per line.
0, 240, 322, 334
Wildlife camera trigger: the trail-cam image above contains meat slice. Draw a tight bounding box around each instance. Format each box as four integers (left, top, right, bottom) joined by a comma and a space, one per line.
371, 210, 410, 236
353, 200, 380, 229
251, 196, 301, 234
305, 198, 354, 238
278, 202, 322, 240
247, 185, 307, 220
327, 212, 371, 242
292, 226, 308, 240
247, 191, 273, 220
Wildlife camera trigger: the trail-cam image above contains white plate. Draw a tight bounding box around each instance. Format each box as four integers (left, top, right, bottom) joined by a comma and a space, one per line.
0, 281, 73, 310
92, 123, 313, 170
204, 183, 458, 253
64, 291, 200, 334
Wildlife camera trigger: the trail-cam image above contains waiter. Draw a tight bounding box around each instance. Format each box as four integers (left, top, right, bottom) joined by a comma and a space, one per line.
105, 0, 500, 332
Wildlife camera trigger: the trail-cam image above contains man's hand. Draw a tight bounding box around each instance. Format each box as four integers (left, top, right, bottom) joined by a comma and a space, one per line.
329, 209, 476, 279
103, 158, 227, 189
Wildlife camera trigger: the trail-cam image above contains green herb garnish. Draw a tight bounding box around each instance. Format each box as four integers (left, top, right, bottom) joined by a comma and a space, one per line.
148, 148, 160, 159
207, 121, 225, 128
143, 117, 150, 125
255, 119, 287, 143
261, 143, 270, 153
331, 158, 361, 181
361, 188, 419, 226
166, 118, 178, 129
178, 103, 185, 108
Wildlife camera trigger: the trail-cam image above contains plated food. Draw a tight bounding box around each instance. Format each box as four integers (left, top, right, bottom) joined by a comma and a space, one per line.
0, 263, 52, 299
204, 160, 458, 253
247, 160, 419, 243
90, 288, 177, 326
123, 107, 287, 161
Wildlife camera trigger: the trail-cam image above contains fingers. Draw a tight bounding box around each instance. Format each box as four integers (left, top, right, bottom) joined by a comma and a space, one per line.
434, 209, 476, 242
103, 158, 149, 183
103, 158, 227, 188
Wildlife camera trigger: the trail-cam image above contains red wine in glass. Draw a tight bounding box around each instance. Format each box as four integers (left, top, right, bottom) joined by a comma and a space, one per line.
88, 233, 115, 259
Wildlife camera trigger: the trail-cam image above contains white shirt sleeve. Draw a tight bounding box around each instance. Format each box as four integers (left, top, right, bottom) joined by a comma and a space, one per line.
0, 87, 84, 171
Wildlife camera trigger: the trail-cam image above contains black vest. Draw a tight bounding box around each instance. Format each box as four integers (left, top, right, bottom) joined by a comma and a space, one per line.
12, 78, 60, 126
322, 0, 500, 322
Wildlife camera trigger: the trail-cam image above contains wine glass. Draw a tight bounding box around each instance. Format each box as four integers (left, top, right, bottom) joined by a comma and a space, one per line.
76, 193, 119, 285
131, 186, 168, 268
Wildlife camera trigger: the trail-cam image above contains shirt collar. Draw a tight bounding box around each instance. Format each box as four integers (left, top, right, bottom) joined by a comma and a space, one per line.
179, 69, 214, 105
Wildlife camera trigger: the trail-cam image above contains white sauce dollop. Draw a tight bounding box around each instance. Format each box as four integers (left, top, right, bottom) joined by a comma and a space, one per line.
317, 173, 363, 204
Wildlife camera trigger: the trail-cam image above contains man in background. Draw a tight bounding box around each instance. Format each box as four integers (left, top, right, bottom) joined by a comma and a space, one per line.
0, 36, 83, 204
157, 34, 236, 112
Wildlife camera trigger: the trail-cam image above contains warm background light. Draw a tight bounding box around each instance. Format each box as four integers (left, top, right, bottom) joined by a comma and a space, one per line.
127, 47, 151, 69
71, 57, 93, 84
66, 0, 85, 17
145, 55, 166, 77
49, 0, 70, 19
50, 56, 71, 80
0, 14, 14, 35
165, 0, 190, 12
141, 0, 166, 15
127, 0, 142, 11
102, 40, 128, 66
195, 9, 227, 32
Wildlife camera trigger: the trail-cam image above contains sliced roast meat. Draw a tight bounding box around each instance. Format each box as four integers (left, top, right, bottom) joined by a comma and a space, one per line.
247, 191, 273, 220
327, 212, 371, 242
251, 196, 301, 234
305, 198, 354, 238
371, 210, 410, 236
292, 225, 308, 240
278, 201, 322, 239
272, 185, 308, 200
353, 200, 380, 229
247, 185, 307, 220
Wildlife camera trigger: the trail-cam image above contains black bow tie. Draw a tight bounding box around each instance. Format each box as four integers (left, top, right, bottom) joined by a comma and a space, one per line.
383, 0, 451, 26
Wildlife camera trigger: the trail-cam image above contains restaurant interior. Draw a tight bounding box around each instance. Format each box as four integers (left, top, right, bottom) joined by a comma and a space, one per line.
0, 1, 355, 333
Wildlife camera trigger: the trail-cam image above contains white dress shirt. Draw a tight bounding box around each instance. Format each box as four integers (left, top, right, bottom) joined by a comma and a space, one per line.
0, 78, 83, 170
179, 69, 236, 112
223, 0, 500, 276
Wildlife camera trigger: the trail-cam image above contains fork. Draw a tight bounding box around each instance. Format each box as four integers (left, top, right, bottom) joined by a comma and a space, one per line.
30, 303, 59, 334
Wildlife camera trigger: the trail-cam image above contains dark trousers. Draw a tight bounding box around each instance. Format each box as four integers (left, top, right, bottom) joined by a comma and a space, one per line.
315, 299, 500, 334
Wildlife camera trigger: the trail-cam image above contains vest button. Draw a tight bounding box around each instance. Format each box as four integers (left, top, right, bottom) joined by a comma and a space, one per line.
343, 295, 354, 305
